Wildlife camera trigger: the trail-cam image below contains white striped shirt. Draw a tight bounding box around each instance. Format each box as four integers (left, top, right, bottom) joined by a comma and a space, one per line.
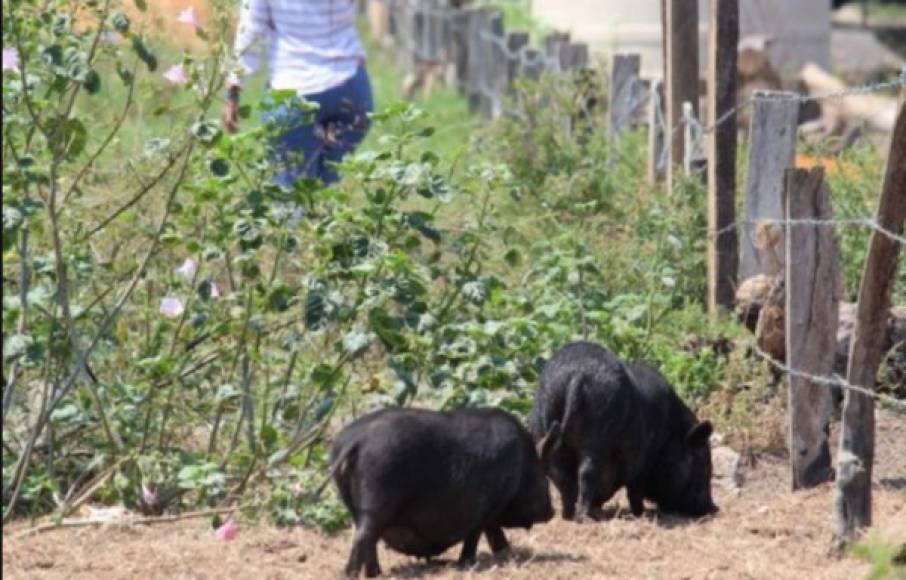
230, 0, 365, 95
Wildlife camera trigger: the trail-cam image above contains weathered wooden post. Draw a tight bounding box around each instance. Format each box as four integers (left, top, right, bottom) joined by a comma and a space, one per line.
835, 102, 906, 546
647, 80, 666, 183
543, 31, 570, 73
609, 53, 642, 139
367, 0, 390, 46
665, 0, 700, 194
465, 7, 489, 112
706, 0, 740, 312
784, 167, 839, 490
451, 7, 475, 96
485, 11, 505, 118
683, 101, 707, 176
521, 48, 545, 80
740, 92, 799, 281
504, 32, 530, 94
561, 42, 589, 71
395, 1, 414, 71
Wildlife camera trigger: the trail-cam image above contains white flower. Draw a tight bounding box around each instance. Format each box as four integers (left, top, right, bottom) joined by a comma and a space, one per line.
210, 282, 221, 298
159, 297, 185, 317
175, 258, 197, 280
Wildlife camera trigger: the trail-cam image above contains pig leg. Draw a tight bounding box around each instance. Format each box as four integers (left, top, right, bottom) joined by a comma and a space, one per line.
548, 450, 579, 519
557, 475, 579, 520
485, 526, 510, 555
346, 517, 382, 578
626, 483, 645, 517
576, 455, 606, 521
458, 529, 482, 566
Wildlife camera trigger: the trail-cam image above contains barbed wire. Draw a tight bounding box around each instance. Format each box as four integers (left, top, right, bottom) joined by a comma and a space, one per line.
708, 217, 906, 245
752, 344, 906, 410
383, 6, 906, 242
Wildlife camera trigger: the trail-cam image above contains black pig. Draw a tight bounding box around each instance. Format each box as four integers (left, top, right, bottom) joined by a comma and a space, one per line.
330, 407, 558, 577
529, 341, 717, 521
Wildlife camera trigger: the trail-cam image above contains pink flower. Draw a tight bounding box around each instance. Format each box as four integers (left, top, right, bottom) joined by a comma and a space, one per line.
159, 297, 185, 317
2, 48, 19, 72
215, 519, 238, 541
141, 484, 157, 506
163, 64, 188, 85
175, 258, 197, 280
176, 7, 201, 29
210, 282, 221, 298
100, 31, 121, 44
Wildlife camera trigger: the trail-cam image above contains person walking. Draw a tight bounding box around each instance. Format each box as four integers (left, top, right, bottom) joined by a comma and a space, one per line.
223, 0, 373, 185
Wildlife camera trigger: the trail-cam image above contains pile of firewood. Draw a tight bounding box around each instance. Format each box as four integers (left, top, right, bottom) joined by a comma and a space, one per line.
735, 274, 906, 399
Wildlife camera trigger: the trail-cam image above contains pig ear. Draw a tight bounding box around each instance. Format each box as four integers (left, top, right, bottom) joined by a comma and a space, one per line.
686, 421, 713, 447
536, 421, 561, 462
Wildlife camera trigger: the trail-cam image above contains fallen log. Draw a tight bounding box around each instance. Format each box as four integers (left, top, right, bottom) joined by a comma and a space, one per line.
735, 276, 906, 398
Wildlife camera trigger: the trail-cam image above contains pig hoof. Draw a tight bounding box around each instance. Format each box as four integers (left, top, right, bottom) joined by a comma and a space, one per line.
456, 556, 477, 569
492, 545, 512, 560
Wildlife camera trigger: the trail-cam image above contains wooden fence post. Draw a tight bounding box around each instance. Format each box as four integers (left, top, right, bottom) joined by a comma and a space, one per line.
740, 92, 799, 281
647, 80, 666, 183
561, 42, 589, 71
504, 32, 530, 95
707, 0, 739, 312
367, 0, 390, 46
835, 102, 906, 546
485, 11, 505, 118
609, 53, 642, 139
398, 1, 418, 72
521, 48, 544, 80
465, 7, 489, 112
451, 7, 474, 96
543, 32, 570, 73
683, 101, 707, 175
665, 0, 700, 194
784, 167, 840, 491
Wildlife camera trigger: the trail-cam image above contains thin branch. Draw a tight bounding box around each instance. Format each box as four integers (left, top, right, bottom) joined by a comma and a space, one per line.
12, 504, 252, 539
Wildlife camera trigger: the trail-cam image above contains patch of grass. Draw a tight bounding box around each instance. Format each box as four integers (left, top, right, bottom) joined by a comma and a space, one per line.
483, 0, 551, 40
852, 533, 906, 580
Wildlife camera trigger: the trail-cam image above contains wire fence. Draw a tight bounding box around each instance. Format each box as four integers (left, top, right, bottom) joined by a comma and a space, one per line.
373, 0, 906, 405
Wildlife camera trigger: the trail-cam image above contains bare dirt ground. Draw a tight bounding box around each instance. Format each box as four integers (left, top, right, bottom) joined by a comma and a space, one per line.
5, 410, 905, 580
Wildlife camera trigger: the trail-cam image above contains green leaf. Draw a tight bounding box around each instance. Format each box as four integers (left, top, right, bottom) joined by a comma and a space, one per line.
405, 212, 441, 243
310, 364, 338, 389
130, 36, 157, 71
260, 425, 278, 451
58, 118, 88, 158
504, 249, 522, 267
208, 157, 230, 177
267, 285, 296, 312
3, 333, 33, 361
304, 286, 327, 330
110, 12, 130, 34
82, 69, 101, 94
368, 308, 407, 352
116, 63, 134, 86
191, 120, 222, 145
134, 0, 148, 11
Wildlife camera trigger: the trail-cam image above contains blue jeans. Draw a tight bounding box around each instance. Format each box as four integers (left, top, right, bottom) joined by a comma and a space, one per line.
266, 65, 373, 185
